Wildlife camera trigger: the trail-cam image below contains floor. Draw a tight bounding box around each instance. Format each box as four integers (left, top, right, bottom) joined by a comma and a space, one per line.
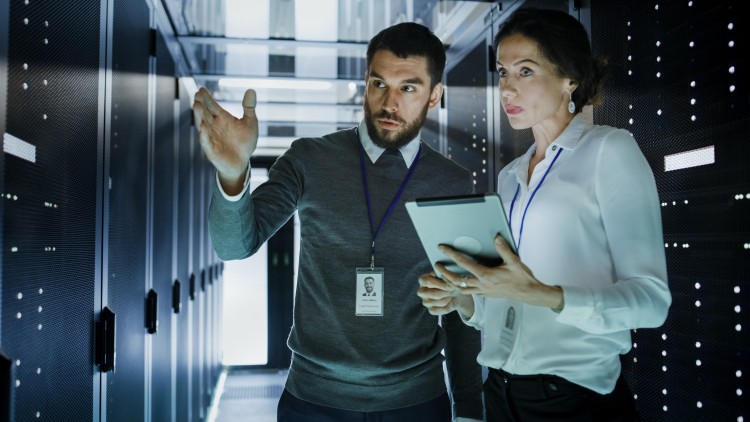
209, 369, 288, 422
207, 364, 464, 421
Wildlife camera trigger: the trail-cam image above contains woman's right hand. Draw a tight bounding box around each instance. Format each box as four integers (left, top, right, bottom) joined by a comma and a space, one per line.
417, 271, 475, 319
192, 87, 259, 195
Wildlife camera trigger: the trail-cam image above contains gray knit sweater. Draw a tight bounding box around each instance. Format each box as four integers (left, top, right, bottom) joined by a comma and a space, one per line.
209, 127, 483, 417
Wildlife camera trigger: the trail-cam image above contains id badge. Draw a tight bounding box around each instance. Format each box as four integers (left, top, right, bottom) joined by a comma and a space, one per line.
355, 267, 384, 316
498, 301, 522, 356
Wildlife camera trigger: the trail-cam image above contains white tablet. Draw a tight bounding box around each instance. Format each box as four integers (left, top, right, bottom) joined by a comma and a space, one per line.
405, 193, 517, 277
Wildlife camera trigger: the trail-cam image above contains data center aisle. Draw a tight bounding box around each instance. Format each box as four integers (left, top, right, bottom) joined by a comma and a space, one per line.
210, 369, 288, 422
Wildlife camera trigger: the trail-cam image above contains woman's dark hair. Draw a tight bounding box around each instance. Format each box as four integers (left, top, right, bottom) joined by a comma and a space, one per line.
493, 8, 609, 111
367, 22, 446, 88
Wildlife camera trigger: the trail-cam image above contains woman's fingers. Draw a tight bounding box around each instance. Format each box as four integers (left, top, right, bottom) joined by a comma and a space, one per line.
493, 235, 520, 265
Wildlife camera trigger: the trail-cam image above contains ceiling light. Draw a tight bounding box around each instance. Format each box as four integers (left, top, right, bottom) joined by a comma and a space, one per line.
218, 78, 333, 90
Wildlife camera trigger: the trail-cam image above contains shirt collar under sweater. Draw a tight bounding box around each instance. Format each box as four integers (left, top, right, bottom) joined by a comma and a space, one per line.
357, 120, 421, 167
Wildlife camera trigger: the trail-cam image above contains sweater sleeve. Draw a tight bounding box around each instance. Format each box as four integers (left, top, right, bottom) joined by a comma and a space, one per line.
442, 311, 484, 420
440, 169, 483, 419
208, 148, 303, 261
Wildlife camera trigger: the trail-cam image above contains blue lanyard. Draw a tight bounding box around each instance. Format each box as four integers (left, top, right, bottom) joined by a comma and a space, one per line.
358, 142, 421, 269
508, 147, 563, 252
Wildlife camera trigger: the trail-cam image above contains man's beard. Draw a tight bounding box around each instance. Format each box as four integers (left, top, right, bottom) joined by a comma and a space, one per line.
364, 100, 430, 150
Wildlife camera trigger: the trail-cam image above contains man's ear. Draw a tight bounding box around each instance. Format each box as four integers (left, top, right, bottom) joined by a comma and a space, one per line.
428, 82, 444, 109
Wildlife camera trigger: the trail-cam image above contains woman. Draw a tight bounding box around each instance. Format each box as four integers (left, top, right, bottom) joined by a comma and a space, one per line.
417, 8, 671, 421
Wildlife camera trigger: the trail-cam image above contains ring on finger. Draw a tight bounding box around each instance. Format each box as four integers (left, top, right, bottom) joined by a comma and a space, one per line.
459, 275, 468, 289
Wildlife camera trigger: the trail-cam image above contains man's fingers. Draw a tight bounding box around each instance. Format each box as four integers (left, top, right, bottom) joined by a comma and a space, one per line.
192, 102, 204, 131
418, 273, 453, 292
194, 111, 203, 134
193, 87, 219, 132
198, 130, 211, 155
241, 89, 257, 119
197, 87, 224, 117
194, 87, 210, 111
423, 296, 452, 308
425, 303, 453, 316
419, 292, 453, 315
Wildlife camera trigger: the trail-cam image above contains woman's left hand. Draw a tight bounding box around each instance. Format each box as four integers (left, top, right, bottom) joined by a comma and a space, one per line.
437, 235, 564, 310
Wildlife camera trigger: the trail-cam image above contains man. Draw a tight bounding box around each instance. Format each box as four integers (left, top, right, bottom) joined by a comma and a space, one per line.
363, 276, 376, 296
194, 22, 483, 421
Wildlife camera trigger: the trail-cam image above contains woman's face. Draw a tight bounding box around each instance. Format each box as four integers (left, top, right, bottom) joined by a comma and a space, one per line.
496, 34, 575, 131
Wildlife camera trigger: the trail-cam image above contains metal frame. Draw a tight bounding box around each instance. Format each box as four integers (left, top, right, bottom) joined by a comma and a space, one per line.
96, 0, 115, 419
0, 0, 9, 341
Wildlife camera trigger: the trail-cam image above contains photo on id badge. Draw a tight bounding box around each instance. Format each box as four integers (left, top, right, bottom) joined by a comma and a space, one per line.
355, 268, 384, 316
499, 304, 520, 353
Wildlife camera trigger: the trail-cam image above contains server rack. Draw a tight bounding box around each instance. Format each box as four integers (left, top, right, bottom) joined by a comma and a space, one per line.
0, 0, 221, 420
2, 0, 747, 421
592, 1, 748, 419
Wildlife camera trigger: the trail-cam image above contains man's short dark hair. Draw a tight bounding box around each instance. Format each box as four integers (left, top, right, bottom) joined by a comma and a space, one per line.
366, 22, 446, 88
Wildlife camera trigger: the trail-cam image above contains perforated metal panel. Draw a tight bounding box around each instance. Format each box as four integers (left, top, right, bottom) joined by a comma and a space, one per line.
2, 1, 220, 421
2, 0, 101, 420
202, 161, 215, 409
446, 42, 492, 194
201, 157, 216, 417
592, 1, 749, 420
151, 30, 177, 422
105, 0, 151, 419
191, 108, 207, 420
0, 4, 8, 404
175, 79, 194, 422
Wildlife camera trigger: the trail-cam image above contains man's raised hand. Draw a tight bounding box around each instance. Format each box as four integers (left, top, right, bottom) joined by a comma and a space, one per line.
193, 87, 259, 194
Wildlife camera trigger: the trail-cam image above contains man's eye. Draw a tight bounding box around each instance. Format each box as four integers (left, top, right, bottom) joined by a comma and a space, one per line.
373, 80, 386, 88
402, 85, 416, 92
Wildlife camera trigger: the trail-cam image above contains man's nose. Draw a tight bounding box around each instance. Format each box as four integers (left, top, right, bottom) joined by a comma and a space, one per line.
382, 89, 398, 114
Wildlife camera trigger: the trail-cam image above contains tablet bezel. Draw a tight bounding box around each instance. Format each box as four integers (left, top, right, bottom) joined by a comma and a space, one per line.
405, 192, 517, 276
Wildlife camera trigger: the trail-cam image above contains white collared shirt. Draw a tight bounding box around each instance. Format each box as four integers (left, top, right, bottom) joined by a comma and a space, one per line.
464, 114, 671, 394
357, 120, 421, 167
216, 120, 421, 201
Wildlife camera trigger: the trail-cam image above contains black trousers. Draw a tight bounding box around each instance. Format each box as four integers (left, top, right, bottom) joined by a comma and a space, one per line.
277, 388, 452, 422
484, 368, 639, 422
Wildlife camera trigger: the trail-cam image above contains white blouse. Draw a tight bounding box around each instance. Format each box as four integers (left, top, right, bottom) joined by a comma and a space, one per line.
464, 114, 671, 394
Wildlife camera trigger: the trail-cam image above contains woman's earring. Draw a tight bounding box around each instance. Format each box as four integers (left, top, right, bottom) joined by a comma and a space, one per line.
567, 91, 576, 114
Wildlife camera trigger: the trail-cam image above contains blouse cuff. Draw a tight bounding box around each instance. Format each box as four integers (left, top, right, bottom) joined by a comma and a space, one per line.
554, 284, 597, 324
461, 295, 484, 329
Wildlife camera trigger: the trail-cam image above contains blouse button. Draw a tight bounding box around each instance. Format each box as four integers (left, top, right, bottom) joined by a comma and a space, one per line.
551, 145, 558, 151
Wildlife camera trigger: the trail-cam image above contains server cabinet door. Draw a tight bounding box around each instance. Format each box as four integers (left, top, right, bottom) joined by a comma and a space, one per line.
190, 146, 207, 421
105, 0, 151, 420
592, 1, 750, 419
175, 79, 194, 422
151, 30, 178, 422
1, 0, 102, 420
445, 40, 494, 194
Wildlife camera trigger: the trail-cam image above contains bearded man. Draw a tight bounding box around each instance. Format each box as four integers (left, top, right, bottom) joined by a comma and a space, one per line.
193, 22, 483, 422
